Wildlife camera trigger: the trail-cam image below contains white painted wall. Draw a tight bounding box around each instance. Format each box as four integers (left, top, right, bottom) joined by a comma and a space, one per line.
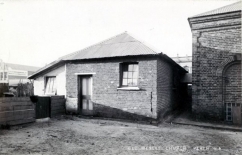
33, 65, 66, 96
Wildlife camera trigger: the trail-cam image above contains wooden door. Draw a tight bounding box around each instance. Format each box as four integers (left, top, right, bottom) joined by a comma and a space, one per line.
233, 104, 241, 125
36, 96, 50, 119
79, 76, 93, 115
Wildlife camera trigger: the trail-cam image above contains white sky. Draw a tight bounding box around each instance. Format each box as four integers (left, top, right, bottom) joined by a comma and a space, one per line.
0, 0, 239, 67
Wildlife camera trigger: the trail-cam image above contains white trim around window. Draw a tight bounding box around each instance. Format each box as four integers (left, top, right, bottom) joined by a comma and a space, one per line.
74, 73, 96, 75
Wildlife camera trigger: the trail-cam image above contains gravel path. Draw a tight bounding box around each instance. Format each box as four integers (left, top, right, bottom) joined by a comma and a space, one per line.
0, 116, 241, 155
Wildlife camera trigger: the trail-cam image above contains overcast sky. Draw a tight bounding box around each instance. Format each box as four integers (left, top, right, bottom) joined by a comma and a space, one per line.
0, 0, 239, 67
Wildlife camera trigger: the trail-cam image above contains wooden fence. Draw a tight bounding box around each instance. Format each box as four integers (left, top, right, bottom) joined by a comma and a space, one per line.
0, 96, 66, 126
50, 96, 66, 117
0, 97, 35, 126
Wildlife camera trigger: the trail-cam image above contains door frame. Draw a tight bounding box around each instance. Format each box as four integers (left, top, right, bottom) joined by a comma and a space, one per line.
78, 75, 93, 115
222, 61, 241, 122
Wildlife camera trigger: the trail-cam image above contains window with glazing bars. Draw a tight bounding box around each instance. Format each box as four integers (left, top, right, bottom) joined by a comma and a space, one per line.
225, 103, 232, 121
121, 63, 138, 87
45, 77, 57, 95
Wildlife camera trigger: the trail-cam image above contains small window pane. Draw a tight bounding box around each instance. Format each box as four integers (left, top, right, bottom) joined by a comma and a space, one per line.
132, 79, 137, 86
88, 100, 93, 110
82, 78, 87, 95
50, 78, 54, 91
123, 72, 128, 78
88, 78, 92, 96
123, 64, 128, 71
46, 78, 51, 93
45, 77, 56, 94
128, 72, 133, 79
128, 64, 133, 71
127, 79, 133, 85
122, 79, 128, 85
82, 99, 87, 109
133, 64, 138, 72
133, 72, 138, 79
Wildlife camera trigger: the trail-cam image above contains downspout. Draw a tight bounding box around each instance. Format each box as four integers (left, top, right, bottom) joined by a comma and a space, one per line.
150, 92, 153, 112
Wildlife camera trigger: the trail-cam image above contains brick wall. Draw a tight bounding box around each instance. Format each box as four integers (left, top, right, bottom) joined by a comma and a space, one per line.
66, 57, 159, 120
189, 11, 242, 120
0, 97, 35, 126
157, 58, 173, 119
157, 58, 187, 121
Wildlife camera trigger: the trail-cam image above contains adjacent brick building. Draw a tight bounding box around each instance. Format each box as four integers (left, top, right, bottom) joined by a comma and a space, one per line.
29, 32, 187, 121
188, 1, 241, 123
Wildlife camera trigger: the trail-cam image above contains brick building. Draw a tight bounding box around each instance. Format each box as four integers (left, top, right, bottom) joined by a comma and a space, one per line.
29, 32, 187, 121
188, 1, 241, 124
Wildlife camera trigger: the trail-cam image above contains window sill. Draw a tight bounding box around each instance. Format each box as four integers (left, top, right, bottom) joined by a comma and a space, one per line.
44, 93, 56, 96
117, 87, 140, 91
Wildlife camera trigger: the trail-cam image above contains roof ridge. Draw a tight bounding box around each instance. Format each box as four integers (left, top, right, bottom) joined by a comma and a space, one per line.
29, 32, 162, 79
191, 1, 241, 18
125, 31, 161, 54
60, 31, 129, 60
98, 31, 129, 44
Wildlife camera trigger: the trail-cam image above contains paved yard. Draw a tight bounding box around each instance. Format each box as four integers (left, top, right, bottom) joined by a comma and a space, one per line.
0, 116, 242, 155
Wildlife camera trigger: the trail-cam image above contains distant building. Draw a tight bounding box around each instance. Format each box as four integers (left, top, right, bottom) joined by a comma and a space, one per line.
0, 59, 40, 87
171, 55, 192, 73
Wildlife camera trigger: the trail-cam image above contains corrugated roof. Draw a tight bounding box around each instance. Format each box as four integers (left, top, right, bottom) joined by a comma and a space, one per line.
62, 32, 158, 60
6, 63, 40, 72
191, 1, 241, 18
29, 32, 185, 79
29, 59, 63, 78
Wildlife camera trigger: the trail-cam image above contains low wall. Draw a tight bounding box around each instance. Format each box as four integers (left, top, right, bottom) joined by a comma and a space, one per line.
50, 96, 66, 117
0, 97, 35, 126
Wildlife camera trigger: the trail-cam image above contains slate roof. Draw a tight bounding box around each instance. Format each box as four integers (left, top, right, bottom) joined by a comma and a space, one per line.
191, 1, 241, 18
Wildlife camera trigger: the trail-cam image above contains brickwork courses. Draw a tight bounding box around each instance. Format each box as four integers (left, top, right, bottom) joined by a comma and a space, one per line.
189, 10, 242, 121
65, 56, 186, 121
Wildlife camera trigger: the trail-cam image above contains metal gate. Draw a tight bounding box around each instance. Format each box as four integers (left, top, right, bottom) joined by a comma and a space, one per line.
36, 96, 51, 119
